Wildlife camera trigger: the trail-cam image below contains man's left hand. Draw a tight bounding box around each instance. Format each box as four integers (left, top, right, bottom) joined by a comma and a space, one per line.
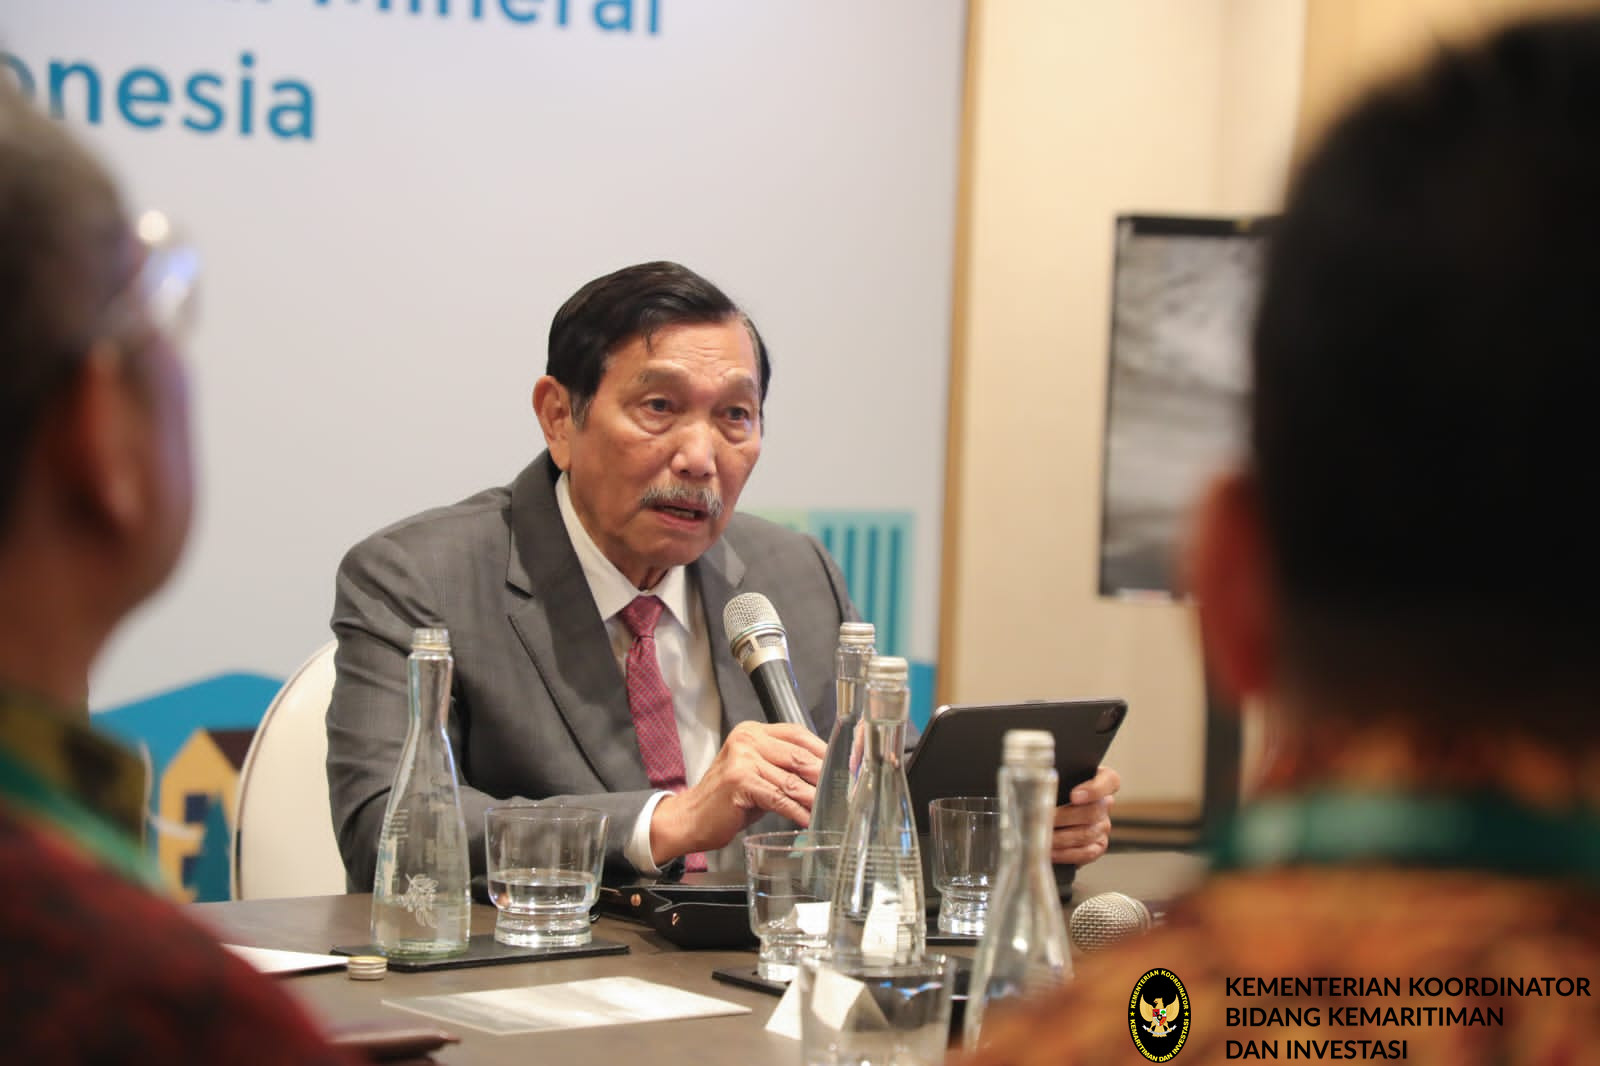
1051, 764, 1121, 866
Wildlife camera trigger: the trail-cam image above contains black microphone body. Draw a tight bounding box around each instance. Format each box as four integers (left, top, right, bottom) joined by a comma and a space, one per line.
748, 657, 816, 734
722, 592, 819, 736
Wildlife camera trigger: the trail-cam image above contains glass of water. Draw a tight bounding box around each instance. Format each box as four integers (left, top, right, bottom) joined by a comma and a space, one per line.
798, 954, 957, 1066
744, 830, 843, 981
483, 805, 608, 948
929, 796, 1000, 936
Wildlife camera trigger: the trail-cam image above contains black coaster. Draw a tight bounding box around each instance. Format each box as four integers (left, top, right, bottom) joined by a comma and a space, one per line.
711, 955, 974, 999
331, 935, 628, 972
712, 966, 790, 997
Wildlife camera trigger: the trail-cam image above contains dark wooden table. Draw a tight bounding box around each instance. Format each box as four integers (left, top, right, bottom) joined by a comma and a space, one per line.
190, 850, 1204, 1065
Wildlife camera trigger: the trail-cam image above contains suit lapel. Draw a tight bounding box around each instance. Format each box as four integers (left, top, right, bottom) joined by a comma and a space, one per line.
692, 536, 767, 736
503, 455, 650, 793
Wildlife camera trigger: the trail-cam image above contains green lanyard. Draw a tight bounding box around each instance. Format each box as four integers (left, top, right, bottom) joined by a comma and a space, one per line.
0, 747, 164, 890
1210, 790, 1600, 884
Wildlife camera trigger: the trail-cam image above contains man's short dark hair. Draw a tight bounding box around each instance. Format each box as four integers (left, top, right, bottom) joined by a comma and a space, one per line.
545, 261, 770, 423
0, 80, 126, 528
1251, 13, 1600, 724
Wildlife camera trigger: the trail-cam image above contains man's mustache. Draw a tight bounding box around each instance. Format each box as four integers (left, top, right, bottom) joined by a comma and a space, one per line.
641, 484, 724, 519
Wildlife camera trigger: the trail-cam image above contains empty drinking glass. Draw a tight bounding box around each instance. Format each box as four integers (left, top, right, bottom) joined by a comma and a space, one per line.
929, 796, 1000, 936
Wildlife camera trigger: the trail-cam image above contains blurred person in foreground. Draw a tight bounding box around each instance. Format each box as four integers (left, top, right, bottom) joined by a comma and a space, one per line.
957, 13, 1600, 1066
326, 260, 1123, 887
0, 81, 350, 1062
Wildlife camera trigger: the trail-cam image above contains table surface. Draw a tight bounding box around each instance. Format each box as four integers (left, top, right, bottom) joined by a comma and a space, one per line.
190, 850, 1204, 1066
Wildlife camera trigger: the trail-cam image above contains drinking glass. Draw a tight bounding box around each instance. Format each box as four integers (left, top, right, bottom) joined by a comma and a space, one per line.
743, 830, 842, 981
483, 805, 607, 947
798, 954, 957, 1066
929, 796, 1000, 935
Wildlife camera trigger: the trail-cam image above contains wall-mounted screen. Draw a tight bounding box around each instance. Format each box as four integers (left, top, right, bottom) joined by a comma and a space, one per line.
1098, 214, 1271, 599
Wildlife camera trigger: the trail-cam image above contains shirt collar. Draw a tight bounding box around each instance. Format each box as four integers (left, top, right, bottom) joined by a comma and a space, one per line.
0, 688, 148, 839
556, 471, 691, 630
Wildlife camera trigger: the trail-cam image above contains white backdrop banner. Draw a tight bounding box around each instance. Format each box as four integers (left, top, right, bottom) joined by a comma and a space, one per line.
5, 0, 963, 896
4, 0, 962, 702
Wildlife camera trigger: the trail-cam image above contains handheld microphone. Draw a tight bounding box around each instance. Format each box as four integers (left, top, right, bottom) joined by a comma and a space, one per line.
722, 592, 818, 735
1068, 891, 1153, 953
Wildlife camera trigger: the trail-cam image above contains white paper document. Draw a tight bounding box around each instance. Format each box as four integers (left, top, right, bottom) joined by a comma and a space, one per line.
383, 976, 752, 1036
224, 944, 349, 976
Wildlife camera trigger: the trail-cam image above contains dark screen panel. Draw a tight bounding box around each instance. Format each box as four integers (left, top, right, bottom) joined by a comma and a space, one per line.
1098, 214, 1271, 598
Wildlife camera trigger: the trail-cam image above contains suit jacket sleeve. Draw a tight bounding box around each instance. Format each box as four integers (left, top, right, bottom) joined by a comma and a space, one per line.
326, 531, 657, 891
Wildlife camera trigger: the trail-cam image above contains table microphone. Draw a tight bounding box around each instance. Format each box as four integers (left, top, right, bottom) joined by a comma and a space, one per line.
1068, 891, 1153, 953
722, 592, 818, 735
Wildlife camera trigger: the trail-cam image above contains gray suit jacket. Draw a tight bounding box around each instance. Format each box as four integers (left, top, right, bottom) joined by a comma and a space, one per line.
327, 453, 855, 890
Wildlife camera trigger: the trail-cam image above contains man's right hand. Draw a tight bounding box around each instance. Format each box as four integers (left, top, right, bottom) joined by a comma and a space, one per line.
648, 721, 826, 865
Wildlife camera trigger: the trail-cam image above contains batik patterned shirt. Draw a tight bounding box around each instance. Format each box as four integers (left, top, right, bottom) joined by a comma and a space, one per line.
0, 689, 355, 1064
955, 791, 1600, 1066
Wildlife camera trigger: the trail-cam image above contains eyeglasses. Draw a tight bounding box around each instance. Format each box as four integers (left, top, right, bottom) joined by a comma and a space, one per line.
101, 210, 201, 348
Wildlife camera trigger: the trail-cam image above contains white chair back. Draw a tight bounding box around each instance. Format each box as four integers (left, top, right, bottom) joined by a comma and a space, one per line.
231, 641, 349, 899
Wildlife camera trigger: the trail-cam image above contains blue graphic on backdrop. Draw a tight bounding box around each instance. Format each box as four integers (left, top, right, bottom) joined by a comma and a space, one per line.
809, 512, 912, 658
96, 673, 283, 902
754, 508, 935, 729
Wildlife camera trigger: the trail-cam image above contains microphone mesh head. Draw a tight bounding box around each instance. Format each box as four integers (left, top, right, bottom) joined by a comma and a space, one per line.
1068, 891, 1152, 954
723, 592, 784, 651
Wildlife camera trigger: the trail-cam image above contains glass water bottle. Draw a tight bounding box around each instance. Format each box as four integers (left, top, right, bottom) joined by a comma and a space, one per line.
809, 622, 876, 839
370, 627, 471, 958
828, 655, 926, 965
963, 729, 1073, 1048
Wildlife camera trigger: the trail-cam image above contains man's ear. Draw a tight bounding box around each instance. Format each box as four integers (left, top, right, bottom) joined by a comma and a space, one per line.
1185, 470, 1276, 703
532, 376, 574, 471
57, 341, 148, 535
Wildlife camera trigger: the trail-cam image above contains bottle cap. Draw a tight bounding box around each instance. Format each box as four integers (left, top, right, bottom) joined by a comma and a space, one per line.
838, 622, 875, 647
411, 627, 450, 652
866, 655, 908, 685
346, 955, 388, 980
1002, 728, 1055, 769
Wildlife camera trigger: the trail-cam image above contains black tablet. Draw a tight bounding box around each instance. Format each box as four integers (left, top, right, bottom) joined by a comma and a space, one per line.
904, 698, 1127, 834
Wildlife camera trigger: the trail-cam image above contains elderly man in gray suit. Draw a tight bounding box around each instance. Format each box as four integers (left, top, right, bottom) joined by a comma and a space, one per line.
327, 261, 1120, 888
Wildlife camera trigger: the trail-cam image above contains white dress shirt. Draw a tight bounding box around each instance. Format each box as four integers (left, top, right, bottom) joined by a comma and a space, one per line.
555, 473, 723, 874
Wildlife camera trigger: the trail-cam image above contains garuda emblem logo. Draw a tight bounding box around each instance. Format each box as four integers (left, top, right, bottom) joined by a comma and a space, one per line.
1129, 968, 1190, 1061
1141, 994, 1179, 1038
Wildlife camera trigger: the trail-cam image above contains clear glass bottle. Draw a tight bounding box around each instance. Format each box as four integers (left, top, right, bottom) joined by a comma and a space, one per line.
809, 622, 876, 839
370, 627, 471, 958
963, 729, 1073, 1049
828, 655, 925, 965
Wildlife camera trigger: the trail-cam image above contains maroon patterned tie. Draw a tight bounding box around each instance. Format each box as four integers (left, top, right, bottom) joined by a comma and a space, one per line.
619, 595, 707, 873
